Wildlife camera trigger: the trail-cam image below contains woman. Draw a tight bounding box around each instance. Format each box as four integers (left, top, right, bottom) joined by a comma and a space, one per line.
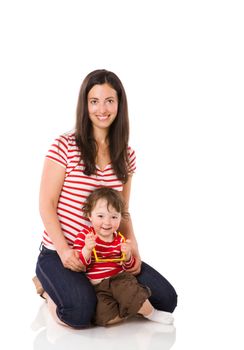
34, 69, 177, 328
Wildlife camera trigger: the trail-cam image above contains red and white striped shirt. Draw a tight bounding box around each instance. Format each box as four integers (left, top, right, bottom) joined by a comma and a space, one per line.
73, 228, 135, 281
41, 132, 136, 250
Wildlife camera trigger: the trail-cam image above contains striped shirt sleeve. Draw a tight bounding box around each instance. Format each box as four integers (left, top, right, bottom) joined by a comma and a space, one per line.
73, 230, 92, 266
46, 134, 69, 168
128, 147, 136, 175
123, 256, 136, 269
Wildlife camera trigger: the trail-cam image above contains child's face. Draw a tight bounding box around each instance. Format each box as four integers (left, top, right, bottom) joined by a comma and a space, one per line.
89, 198, 121, 241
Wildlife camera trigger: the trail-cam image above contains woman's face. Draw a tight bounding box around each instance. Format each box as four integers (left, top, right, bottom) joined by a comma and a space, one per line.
87, 83, 118, 130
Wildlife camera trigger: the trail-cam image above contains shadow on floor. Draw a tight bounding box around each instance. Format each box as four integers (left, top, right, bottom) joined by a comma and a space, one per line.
32, 302, 176, 350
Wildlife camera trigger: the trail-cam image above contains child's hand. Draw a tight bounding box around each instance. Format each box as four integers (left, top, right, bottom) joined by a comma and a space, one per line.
121, 239, 132, 261
85, 233, 97, 251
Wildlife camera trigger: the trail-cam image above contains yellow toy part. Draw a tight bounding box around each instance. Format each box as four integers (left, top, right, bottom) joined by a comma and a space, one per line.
93, 232, 126, 262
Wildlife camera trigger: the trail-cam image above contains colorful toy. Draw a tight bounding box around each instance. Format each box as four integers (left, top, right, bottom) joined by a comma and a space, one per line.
93, 231, 126, 262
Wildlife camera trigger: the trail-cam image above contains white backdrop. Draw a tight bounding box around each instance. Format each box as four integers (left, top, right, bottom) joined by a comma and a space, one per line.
1, 1, 243, 349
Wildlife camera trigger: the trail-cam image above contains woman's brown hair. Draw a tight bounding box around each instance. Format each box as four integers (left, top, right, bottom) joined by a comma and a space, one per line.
75, 69, 130, 183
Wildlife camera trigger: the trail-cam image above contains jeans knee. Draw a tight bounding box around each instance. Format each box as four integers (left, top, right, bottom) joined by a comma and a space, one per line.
57, 299, 97, 329
166, 290, 178, 313
149, 287, 178, 313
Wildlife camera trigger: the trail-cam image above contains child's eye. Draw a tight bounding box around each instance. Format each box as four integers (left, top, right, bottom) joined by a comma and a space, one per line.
97, 214, 103, 218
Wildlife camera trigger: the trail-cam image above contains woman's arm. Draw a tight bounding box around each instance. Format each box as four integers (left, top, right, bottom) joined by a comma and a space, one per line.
39, 158, 84, 272
119, 175, 142, 274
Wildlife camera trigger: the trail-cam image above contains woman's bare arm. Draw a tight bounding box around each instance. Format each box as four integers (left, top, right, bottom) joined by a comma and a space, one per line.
119, 175, 142, 274
39, 158, 84, 271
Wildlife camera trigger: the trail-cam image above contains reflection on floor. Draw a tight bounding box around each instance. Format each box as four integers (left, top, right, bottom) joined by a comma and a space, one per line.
31, 303, 176, 350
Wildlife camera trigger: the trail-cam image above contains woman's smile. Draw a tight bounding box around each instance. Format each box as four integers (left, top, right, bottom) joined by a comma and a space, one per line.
96, 115, 110, 121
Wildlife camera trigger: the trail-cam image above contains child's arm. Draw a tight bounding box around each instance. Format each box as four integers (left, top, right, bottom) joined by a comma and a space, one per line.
82, 233, 97, 263
73, 231, 96, 267
121, 239, 136, 269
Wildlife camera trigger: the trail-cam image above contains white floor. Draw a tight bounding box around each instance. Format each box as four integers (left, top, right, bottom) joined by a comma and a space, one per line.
30, 302, 176, 350
2, 271, 243, 350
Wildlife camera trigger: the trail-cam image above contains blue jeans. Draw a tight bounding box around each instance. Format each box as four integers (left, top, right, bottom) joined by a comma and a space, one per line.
35, 246, 177, 328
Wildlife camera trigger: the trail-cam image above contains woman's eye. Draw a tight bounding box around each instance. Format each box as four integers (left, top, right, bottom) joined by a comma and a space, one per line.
106, 99, 114, 104
90, 100, 97, 105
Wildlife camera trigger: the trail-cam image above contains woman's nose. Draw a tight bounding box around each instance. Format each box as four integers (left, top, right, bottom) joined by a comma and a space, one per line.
97, 102, 106, 113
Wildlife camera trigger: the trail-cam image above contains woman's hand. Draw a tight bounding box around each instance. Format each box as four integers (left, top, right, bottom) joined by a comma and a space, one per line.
125, 240, 142, 275
59, 247, 86, 272
126, 253, 142, 275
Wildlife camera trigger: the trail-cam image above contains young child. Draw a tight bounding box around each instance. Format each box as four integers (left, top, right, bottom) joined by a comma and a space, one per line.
73, 187, 174, 327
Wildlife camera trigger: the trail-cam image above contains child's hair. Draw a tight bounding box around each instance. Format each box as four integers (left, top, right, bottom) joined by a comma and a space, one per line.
82, 187, 126, 218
